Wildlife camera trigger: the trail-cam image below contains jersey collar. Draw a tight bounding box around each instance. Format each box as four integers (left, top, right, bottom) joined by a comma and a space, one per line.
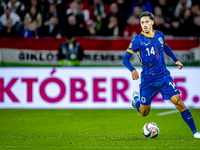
141, 30, 155, 38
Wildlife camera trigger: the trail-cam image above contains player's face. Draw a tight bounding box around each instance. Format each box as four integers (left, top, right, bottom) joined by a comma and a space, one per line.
140, 16, 154, 34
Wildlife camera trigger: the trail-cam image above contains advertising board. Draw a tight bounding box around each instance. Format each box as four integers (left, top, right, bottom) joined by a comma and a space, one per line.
0, 67, 199, 109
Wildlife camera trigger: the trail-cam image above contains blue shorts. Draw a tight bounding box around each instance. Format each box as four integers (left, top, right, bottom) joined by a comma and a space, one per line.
139, 76, 180, 105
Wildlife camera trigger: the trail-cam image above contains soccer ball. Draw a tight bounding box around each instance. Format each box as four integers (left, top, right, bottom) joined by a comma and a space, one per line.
142, 122, 160, 138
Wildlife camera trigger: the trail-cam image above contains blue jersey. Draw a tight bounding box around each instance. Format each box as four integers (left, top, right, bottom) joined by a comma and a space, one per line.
127, 30, 171, 82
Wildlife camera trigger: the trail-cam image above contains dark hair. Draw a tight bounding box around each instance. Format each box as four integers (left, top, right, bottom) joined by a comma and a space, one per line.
139, 11, 154, 21
29, 6, 39, 21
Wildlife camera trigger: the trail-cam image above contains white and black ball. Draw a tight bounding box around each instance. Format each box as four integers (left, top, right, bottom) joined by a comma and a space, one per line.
142, 122, 160, 138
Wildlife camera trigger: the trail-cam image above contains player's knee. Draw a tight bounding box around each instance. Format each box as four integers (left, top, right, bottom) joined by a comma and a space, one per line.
139, 105, 150, 116
140, 110, 149, 116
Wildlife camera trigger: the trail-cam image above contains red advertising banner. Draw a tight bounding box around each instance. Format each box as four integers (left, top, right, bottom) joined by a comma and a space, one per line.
0, 37, 199, 50
0, 37, 199, 66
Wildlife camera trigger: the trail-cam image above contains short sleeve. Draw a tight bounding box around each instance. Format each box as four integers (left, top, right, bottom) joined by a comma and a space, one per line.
126, 36, 140, 54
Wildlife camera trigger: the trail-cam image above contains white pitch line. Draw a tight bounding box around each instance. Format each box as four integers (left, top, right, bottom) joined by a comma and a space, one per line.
156, 109, 179, 116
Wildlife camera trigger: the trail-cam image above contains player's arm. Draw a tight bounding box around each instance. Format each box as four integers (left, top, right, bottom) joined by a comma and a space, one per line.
122, 51, 139, 80
163, 43, 178, 62
164, 43, 183, 70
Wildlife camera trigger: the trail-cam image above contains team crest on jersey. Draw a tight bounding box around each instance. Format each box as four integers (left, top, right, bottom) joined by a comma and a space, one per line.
158, 37, 164, 44
141, 97, 146, 103
129, 43, 132, 48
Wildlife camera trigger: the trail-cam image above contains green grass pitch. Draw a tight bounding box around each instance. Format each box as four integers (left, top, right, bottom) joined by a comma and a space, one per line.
0, 109, 200, 150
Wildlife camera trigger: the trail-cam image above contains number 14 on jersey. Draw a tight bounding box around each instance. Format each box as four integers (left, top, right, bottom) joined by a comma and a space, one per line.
146, 47, 155, 56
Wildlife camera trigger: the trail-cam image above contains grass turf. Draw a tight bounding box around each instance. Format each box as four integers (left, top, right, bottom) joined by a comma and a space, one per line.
0, 109, 200, 150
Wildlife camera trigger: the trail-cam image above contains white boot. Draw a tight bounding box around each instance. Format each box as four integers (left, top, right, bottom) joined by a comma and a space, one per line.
194, 132, 200, 138
131, 91, 139, 108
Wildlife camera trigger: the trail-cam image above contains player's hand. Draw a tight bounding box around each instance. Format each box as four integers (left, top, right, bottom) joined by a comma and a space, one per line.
176, 61, 183, 70
131, 70, 139, 80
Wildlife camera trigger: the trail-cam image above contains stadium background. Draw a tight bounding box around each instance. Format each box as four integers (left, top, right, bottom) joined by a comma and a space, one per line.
0, 0, 200, 149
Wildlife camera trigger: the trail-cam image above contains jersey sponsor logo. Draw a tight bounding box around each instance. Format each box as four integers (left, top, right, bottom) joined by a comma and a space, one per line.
141, 97, 146, 103
145, 43, 150, 46
158, 37, 164, 44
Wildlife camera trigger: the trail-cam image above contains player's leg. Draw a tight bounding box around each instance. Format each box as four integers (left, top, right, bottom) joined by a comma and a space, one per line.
170, 94, 200, 138
139, 104, 151, 116
132, 91, 151, 116
170, 94, 186, 112
160, 76, 200, 138
132, 82, 158, 116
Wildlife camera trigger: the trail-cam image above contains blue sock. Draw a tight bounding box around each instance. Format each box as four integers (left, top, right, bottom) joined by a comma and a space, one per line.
181, 109, 197, 134
134, 96, 140, 112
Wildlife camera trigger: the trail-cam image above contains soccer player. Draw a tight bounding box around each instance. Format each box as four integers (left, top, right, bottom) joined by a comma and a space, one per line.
122, 11, 200, 138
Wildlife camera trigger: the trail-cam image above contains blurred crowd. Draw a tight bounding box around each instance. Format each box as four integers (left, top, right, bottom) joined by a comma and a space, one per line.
0, 0, 200, 38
